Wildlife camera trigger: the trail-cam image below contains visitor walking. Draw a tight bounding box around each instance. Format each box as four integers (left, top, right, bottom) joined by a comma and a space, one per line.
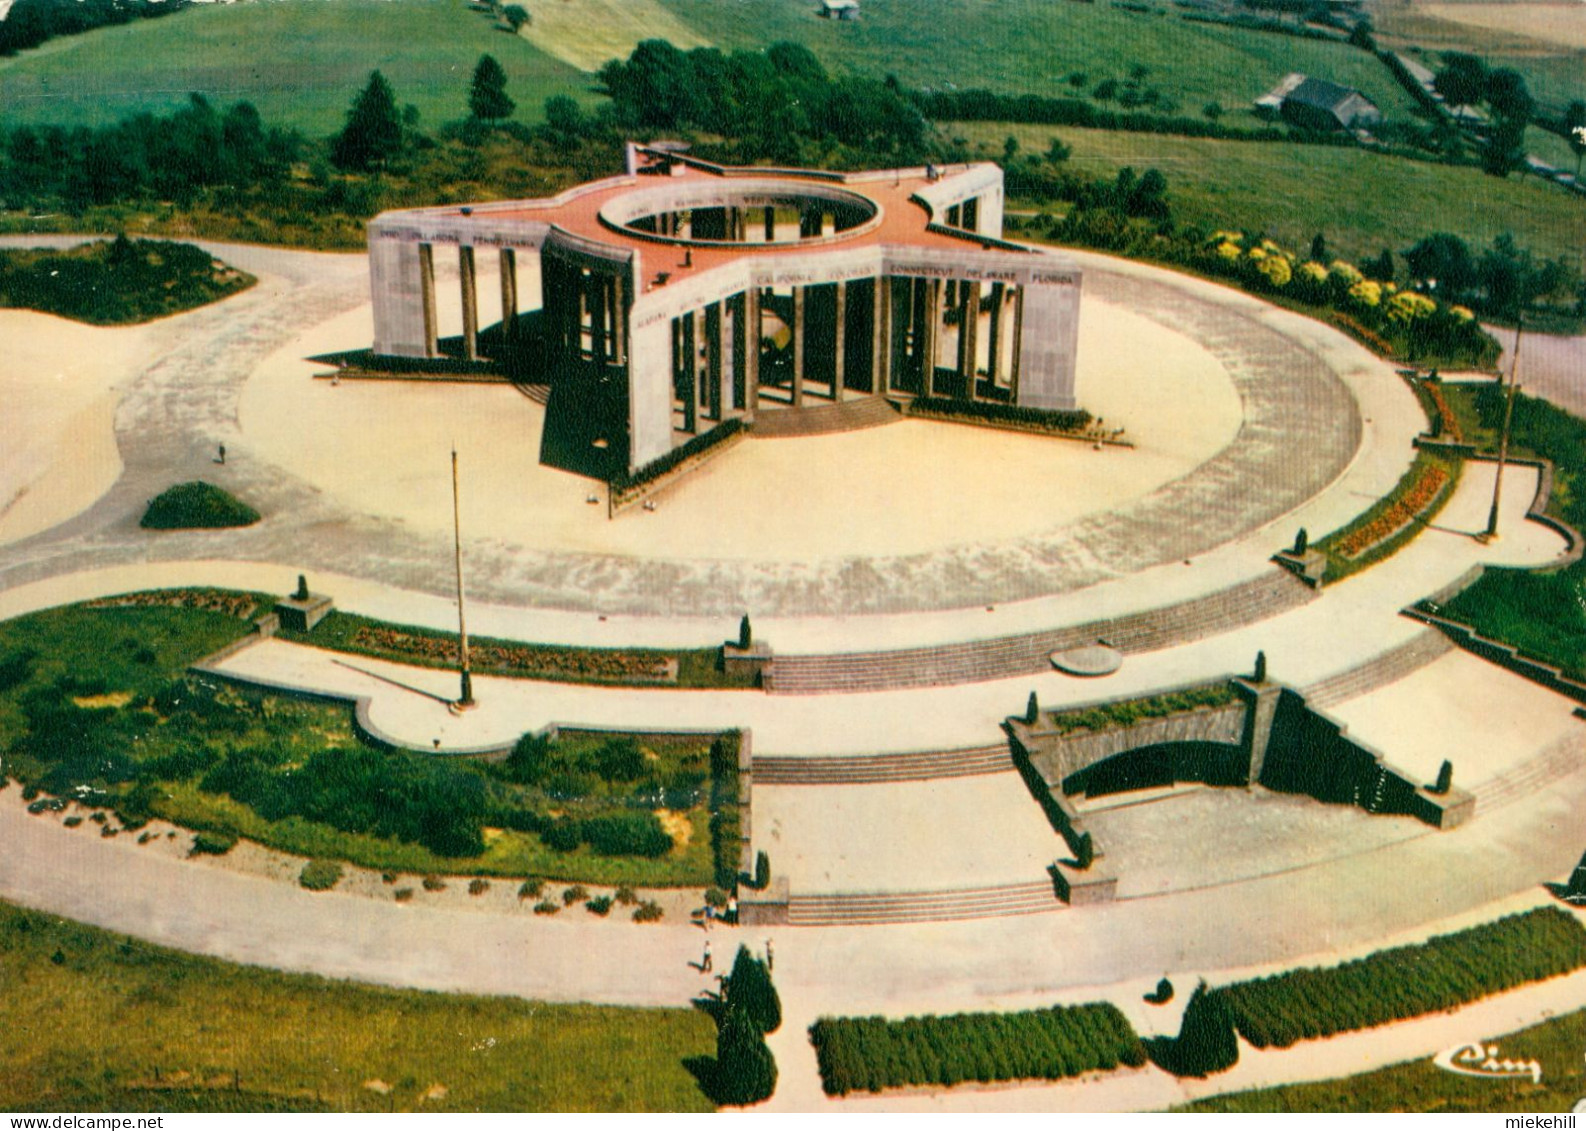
700, 940, 712, 974
216, 443, 226, 465
764, 938, 773, 972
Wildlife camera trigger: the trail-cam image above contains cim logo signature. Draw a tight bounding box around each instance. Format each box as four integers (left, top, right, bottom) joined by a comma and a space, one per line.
1433, 1040, 1542, 1084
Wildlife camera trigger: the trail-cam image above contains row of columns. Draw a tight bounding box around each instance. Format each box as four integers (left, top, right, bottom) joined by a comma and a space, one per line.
415, 242, 529, 362
668, 273, 1024, 435
636, 205, 842, 244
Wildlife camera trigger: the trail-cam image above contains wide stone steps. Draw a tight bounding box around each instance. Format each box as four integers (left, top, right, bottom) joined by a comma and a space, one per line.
1475, 731, 1586, 813
750, 395, 900, 438
787, 880, 1060, 926
769, 571, 1312, 694
753, 744, 1013, 786
1302, 630, 1455, 709
512, 382, 551, 405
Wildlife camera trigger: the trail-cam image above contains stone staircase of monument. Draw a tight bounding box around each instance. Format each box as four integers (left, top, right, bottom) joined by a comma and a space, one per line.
768, 570, 1313, 694
511, 382, 551, 405
753, 744, 1013, 786
1473, 731, 1586, 813
787, 879, 1060, 926
1301, 629, 1455, 710
749, 395, 901, 438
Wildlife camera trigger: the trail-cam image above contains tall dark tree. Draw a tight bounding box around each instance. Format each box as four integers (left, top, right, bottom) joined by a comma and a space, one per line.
713, 1006, 777, 1105
333, 70, 404, 171
724, 946, 781, 1035
469, 54, 515, 121
1433, 52, 1487, 122
1405, 233, 1477, 301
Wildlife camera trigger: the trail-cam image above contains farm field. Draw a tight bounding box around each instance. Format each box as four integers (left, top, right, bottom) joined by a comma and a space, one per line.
0, 898, 713, 1112
660, 0, 1423, 119
1418, 3, 1586, 50
0, 0, 598, 133
952, 122, 1586, 269
520, 0, 711, 72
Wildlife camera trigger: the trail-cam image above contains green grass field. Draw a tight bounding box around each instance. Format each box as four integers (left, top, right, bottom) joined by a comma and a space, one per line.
658, 0, 1423, 120
958, 122, 1586, 269
0, 0, 599, 133
1178, 1001, 1586, 1113
0, 899, 713, 1112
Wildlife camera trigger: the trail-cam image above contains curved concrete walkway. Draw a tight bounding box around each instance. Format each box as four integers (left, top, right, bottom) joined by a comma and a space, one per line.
0, 239, 1405, 619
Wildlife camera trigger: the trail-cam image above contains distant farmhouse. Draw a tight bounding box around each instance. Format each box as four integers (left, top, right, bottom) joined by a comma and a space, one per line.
1255, 73, 1382, 130
820, 0, 860, 19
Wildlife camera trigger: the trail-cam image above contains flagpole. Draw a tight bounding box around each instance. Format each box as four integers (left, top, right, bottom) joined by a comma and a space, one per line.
451, 446, 475, 709
1483, 316, 1522, 542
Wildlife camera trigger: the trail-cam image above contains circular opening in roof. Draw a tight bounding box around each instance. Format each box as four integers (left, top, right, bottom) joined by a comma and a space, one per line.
599, 178, 882, 248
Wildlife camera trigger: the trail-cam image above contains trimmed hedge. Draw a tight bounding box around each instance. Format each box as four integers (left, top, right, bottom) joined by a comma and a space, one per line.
809, 1002, 1145, 1096
1046, 682, 1236, 735
141, 482, 260, 530
1223, 907, 1586, 1049
298, 858, 343, 891
609, 417, 744, 498
907, 396, 1092, 435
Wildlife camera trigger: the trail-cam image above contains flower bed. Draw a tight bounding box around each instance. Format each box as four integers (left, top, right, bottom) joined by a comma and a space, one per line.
349, 625, 677, 684
1334, 464, 1449, 559
87, 589, 259, 620
1421, 380, 1465, 443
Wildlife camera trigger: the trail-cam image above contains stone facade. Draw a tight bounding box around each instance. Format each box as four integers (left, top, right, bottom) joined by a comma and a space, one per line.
367, 144, 1082, 475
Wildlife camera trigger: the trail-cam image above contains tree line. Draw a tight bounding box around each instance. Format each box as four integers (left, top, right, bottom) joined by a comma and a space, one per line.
0, 0, 187, 57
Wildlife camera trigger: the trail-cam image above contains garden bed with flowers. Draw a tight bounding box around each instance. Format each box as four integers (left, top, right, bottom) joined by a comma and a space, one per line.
1315, 451, 1460, 581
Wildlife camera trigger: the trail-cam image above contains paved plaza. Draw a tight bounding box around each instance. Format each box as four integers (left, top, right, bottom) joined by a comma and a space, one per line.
3, 233, 1585, 1110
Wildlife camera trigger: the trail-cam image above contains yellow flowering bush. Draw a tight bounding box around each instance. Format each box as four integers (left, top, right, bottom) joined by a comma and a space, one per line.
1386, 291, 1436, 324
1216, 240, 1242, 262
1349, 279, 1382, 308
1256, 254, 1291, 288
1299, 261, 1329, 283
1329, 261, 1364, 287
1451, 305, 1475, 322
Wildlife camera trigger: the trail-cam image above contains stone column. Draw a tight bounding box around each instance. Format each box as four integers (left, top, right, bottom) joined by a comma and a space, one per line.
680, 314, 697, 434
459, 245, 479, 362
791, 286, 806, 408
744, 287, 761, 417
1010, 285, 1025, 402
832, 281, 847, 401
871, 276, 888, 394
418, 243, 438, 359
922, 279, 941, 394
499, 248, 518, 341
611, 274, 627, 364
764, 206, 775, 242
588, 274, 609, 365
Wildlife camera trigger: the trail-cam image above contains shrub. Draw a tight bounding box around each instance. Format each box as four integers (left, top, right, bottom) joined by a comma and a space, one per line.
713, 1006, 777, 1106
140, 482, 260, 530
1151, 982, 1238, 1077
581, 811, 673, 858
810, 1002, 1144, 1095
633, 901, 664, 922
393, 887, 415, 902
467, 878, 490, 896
381, 871, 398, 884
704, 887, 729, 909
533, 899, 561, 915
1221, 907, 1586, 1049
754, 851, 771, 890
614, 885, 638, 905
421, 875, 447, 892
518, 878, 544, 901
298, 859, 344, 891
63, 816, 83, 828
189, 830, 237, 856
562, 885, 589, 906
586, 896, 614, 916
726, 946, 782, 1034
1145, 977, 1175, 1005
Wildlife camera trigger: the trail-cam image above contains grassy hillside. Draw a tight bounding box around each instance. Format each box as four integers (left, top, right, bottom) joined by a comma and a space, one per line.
0, 0, 599, 133
955, 122, 1586, 269
658, 0, 1422, 120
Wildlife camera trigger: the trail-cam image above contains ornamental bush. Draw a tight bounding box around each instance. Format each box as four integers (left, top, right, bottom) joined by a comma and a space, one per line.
298, 858, 343, 891
714, 1006, 777, 1106
141, 482, 260, 530
726, 946, 782, 1035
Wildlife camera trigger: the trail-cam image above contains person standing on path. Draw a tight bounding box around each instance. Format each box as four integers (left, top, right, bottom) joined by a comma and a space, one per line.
764, 937, 773, 972
701, 940, 712, 973
216, 443, 226, 465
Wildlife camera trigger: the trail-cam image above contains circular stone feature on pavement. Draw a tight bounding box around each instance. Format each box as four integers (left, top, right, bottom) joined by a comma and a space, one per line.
1051, 644, 1124, 676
